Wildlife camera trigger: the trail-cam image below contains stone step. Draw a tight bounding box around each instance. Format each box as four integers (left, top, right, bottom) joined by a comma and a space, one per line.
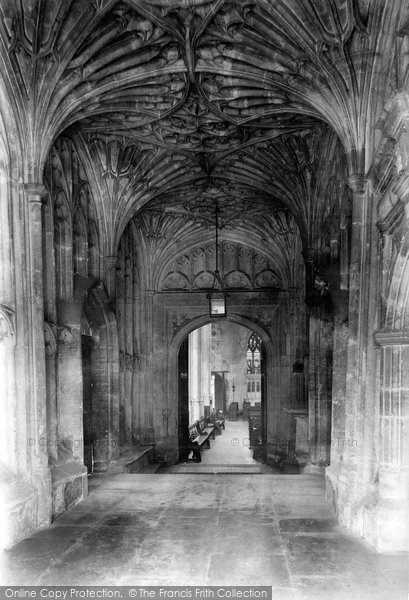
161, 463, 263, 474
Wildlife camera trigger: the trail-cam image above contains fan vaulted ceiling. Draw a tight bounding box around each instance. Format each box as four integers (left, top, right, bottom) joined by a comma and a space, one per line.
0, 0, 398, 253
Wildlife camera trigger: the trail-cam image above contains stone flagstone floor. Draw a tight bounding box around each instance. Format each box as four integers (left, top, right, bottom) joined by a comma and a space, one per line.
1, 472, 407, 599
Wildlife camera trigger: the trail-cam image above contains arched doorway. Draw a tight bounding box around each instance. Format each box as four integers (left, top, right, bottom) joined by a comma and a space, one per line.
176, 319, 269, 465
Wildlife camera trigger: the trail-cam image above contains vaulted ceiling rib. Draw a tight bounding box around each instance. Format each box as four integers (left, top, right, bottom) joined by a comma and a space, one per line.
0, 0, 398, 266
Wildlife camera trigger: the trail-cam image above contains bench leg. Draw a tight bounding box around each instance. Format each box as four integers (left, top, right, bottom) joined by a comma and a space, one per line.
189, 442, 201, 462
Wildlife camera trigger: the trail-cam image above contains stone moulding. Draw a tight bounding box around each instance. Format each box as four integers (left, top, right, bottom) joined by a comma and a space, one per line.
373, 330, 409, 346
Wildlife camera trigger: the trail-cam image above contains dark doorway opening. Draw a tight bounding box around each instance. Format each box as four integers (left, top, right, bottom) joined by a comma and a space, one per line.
82, 334, 94, 473
178, 336, 189, 462
212, 371, 226, 412
177, 322, 267, 465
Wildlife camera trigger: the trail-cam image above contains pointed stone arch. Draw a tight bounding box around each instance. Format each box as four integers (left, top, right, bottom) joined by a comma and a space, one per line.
163, 312, 277, 465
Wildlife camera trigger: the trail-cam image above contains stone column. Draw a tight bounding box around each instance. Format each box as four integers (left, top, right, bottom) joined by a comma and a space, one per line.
131, 270, 141, 445
305, 315, 333, 472
24, 184, 52, 527
338, 176, 370, 490
329, 319, 349, 466
200, 324, 212, 410
147, 290, 155, 442
0, 305, 17, 470
56, 325, 83, 463
124, 260, 133, 446
116, 254, 126, 447
91, 329, 110, 470
138, 290, 155, 444
188, 328, 201, 423
373, 331, 409, 551
44, 324, 58, 466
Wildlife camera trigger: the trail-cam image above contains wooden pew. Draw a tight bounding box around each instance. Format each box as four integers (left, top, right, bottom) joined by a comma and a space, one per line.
207, 411, 225, 435
187, 418, 215, 461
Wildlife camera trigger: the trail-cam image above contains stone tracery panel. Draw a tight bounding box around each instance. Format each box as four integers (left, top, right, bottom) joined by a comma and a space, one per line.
44, 138, 102, 292
159, 242, 282, 292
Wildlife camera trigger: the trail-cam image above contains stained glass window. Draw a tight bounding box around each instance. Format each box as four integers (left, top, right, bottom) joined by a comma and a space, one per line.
247, 333, 262, 374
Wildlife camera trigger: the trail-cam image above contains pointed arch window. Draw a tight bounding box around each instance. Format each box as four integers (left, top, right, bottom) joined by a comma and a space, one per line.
247, 333, 262, 374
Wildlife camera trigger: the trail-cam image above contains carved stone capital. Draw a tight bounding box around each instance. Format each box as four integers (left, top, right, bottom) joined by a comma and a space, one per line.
24, 184, 46, 203
57, 326, 80, 345
348, 175, 369, 196
105, 256, 117, 270
302, 249, 313, 263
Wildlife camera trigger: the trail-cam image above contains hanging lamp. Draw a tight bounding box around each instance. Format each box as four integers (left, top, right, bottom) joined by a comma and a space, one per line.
208, 201, 227, 317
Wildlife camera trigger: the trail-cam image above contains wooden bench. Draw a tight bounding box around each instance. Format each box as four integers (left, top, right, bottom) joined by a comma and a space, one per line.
187, 419, 215, 461
216, 417, 225, 430
209, 417, 225, 435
